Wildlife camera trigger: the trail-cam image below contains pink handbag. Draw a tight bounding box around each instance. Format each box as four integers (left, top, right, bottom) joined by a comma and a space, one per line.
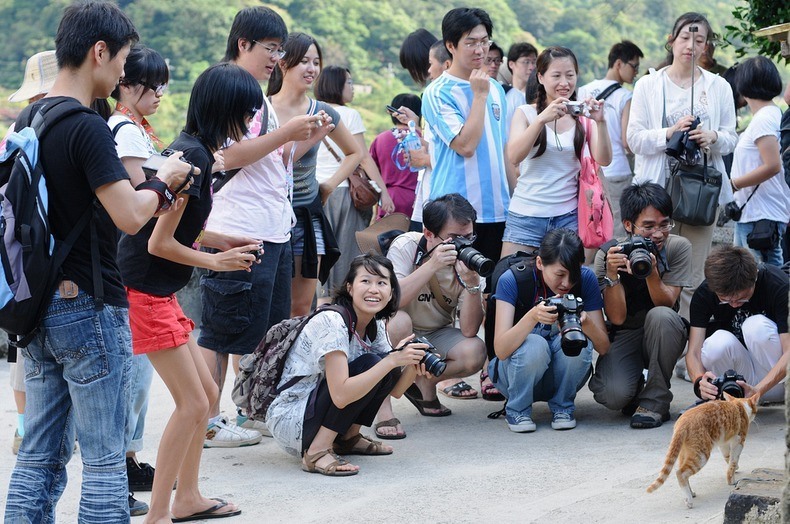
577, 117, 614, 248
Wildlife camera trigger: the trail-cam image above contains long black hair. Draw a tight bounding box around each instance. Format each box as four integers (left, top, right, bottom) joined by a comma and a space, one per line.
333, 253, 401, 321
537, 228, 585, 288
266, 32, 322, 97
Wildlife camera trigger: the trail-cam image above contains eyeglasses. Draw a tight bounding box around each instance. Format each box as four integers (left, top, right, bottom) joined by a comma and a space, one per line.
516, 58, 537, 66
438, 232, 477, 243
140, 82, 167, 96
633, 220, 674, 235
253, 40, 286, 59
717, 294, 750, 306
484, 57, 502, 65
625, 61, 640, 73
463, 39, 494, 51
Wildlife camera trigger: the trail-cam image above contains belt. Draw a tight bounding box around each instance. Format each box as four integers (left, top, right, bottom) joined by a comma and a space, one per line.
58, 279, 79, 299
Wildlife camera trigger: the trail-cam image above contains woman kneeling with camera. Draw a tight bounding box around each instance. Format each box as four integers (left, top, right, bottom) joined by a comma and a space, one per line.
490, 229, 609, 433
266, 253, 429, 476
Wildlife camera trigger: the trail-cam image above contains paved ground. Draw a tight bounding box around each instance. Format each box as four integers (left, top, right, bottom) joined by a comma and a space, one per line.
0, 359, 784, 523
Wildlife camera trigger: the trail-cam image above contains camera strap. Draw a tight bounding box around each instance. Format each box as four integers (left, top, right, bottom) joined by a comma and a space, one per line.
414, 236, 455, 314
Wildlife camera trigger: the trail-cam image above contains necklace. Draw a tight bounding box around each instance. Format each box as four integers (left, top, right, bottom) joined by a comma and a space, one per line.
115, 103, 164, 149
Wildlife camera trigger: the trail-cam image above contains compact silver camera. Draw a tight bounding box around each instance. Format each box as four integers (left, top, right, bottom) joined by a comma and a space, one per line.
564, 101, 588, 116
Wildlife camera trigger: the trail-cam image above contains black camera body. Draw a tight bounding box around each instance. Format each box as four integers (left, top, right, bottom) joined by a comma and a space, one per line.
539, 294, 587, 356
711, 369, 745, 399
718, 201, 743, 226
665, 116, 701, 164
618, 235, 656, 279
451, 237, 494, 277
396, 336, 447, 377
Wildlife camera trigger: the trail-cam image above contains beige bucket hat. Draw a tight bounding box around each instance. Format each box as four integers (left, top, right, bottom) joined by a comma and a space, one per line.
9, 50, 58, 103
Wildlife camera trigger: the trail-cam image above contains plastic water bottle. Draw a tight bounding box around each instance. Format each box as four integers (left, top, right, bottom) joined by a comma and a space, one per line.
401, 120, 422, 172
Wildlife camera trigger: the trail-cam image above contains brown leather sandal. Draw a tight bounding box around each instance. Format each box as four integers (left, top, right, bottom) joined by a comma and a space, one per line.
301, 448, 358, 476
333, 433, 393, 456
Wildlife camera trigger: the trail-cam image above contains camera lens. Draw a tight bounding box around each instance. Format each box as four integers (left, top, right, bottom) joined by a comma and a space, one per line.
457, 246, 494, 277
421, 352, 446, 377
628, 248, 653, 279
559, 320, 587, 356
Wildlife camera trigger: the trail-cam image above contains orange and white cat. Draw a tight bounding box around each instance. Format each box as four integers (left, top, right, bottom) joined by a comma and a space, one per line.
647, 393, 758, 508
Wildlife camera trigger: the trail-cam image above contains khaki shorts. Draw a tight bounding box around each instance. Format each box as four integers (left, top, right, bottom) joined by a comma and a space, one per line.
413, 326, 479, 359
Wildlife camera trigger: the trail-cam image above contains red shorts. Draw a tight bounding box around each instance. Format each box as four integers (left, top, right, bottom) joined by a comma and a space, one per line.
127, 288, 195, 355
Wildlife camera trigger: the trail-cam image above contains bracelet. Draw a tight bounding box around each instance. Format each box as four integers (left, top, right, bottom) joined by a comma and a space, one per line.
137, 178, 176, 212
731, 179, 738, 192
457, 273, 482, 295
693, 376, 703, 399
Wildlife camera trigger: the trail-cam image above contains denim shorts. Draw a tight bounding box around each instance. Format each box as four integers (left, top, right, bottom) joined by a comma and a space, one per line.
291, 213, 325, 257
502, 209, 578, 247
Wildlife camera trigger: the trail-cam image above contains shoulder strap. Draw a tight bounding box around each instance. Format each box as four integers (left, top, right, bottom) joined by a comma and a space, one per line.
111, 119, 135, 138
32, 99, 94, 142
597, 82, 622, 101
511, 264, 537, 314
428, 275, 454, 314
322, 137, 342, 164
320, 304, 355, 342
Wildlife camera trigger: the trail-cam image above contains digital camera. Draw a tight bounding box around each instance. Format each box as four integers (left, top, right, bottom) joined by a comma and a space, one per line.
711, 369, 745, 399
564, 101, 588, 117
396, 336, 447, 377
665, 116, 701, 164
717, 201, 742, 226
617, 235, 656, 279
246, 242, 264, 262
538, 294, 587, 356
451, 237, 494, 277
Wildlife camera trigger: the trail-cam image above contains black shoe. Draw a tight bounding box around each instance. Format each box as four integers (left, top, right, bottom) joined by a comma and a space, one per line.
127, 458, 155, 491
129, 492, 149, 517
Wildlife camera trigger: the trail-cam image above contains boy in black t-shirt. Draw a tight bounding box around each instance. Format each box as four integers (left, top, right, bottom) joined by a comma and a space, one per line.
686, 246, 789, 403
4, 3, 194, 522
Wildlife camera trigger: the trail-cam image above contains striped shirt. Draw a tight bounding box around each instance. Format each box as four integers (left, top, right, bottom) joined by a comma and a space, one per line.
422, 72, 510, 223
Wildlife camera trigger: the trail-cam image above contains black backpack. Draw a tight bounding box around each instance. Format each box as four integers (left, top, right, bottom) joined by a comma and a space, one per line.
0, 99, 99, 346
483, 250, 538, 360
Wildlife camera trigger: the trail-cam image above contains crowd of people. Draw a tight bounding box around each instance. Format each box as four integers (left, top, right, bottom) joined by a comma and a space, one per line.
2, 2, 789, 522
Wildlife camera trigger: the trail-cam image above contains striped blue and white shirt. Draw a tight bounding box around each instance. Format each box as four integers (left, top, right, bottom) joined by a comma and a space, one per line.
422, 72, 510, 224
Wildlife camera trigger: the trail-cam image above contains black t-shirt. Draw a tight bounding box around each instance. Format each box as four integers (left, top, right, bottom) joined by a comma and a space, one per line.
690, 264, 789, 342
118, 132, 213, 296
16, 97, 131, 308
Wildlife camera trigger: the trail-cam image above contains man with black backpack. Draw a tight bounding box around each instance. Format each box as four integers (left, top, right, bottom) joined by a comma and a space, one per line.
588, 183, 691, 429
3, 3, 194, 522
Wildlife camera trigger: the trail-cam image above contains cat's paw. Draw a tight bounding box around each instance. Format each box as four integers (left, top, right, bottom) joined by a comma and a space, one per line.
685, 498, 694, 509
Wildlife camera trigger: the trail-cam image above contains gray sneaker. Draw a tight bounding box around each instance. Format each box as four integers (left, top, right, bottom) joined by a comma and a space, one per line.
236, 410, 273, 438
129, 492, 149, 517
505, 413, 536, 433
551, 412, 577, 430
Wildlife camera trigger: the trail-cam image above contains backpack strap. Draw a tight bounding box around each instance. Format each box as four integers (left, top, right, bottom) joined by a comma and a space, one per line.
596, 82, 622, 101
211, 100, 270, 193
111, 119, 135, 139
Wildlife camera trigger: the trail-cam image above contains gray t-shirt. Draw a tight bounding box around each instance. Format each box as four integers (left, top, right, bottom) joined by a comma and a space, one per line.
292, 100, 341, 208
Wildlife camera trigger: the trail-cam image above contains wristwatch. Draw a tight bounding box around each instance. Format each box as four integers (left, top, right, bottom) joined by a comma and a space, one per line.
603, 275, 621, 288
465, 283, 482, 295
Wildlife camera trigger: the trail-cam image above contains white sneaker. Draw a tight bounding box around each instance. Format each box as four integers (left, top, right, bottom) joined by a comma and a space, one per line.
204, 416, 262, 448
236, 410, 272, 438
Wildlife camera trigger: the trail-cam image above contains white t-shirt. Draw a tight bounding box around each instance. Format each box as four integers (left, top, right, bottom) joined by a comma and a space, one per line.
663, 76, 710, 130
266, 312, 389, 456
315, 105, 365, 188
206, 96, 294, 243
410, 125, 433, 224
732, 104, 790, 223
509, 104, 581, 217
577, 79, 632, 178
505, 87, 526, 139
107, 115, 156, 160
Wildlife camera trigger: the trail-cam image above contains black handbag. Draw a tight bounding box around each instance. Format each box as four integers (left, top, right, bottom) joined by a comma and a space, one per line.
666, 154, 723, 226
746, 219, 779, 251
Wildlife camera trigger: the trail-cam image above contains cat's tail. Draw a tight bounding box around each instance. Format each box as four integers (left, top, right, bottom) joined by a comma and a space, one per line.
646, 435, 682, 493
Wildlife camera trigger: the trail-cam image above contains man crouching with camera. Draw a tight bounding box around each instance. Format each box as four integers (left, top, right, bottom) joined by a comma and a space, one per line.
686, 245, 789, 403
376, 194, 488, 432
589, 183, 692, 428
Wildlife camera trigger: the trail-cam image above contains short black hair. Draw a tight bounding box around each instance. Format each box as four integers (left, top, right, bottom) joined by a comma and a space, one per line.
224, 6, 287, 62
538, 228, 585, 287
442, 8, 493, 49
735, 56, 782, 101
266, 32, 322, 97
315, 66, 350, 106
111, 45, 169, 100
607, 40, 644, 69
422, 193, 477, 235
487, 42, 504, 59
334, 253, 401, 320
506, 42, 537, 73
430, 40, 451, 64
620, 183, 673, 225
389, 93, 421, 126
55, 1, 138, 69
185, 63, 263, 152
400, 28, 438, 87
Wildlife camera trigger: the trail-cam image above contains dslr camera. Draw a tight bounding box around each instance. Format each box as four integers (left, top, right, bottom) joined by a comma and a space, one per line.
711, 369, 745, 400
451, 237, 494, 277
394, 336, 447, 377
538, 294, 587, 356
564, 101, 588, 117
665, 116, 701, 164
718, 201, 742, 226
617, 235, 656, 279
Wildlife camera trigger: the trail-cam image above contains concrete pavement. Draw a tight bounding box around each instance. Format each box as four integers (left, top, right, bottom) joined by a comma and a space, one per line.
0, 360, 784, 523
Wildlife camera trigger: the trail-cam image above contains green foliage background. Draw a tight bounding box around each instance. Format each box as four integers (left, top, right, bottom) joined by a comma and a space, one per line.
0, 0, 780, 145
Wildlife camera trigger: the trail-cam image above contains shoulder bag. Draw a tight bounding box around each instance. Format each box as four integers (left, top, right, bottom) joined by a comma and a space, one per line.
322, 137, 380, 211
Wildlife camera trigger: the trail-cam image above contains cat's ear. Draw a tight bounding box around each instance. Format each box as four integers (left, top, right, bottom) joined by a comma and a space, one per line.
722, 392, 733, 401
747, 394, 760, 409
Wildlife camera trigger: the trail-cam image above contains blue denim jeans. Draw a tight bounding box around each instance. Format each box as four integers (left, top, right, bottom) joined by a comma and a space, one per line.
489, 326, 593, 419
503, 209, 578, 247
734, 221, 785, 267
126, 353, 153, 453
5, 291, 132, 524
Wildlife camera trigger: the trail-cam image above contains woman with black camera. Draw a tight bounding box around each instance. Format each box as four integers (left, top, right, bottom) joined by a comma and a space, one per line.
503, 46, 611, 255
266, 253, 429, 476
118, 63, 267, 522
728, 56, 789, 267
627, 12, 737, 319
490, 228, 609, 432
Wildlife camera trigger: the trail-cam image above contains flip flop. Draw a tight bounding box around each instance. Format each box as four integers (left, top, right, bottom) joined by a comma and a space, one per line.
439, 380, 479, 400
375, 418, 407, 440
404, 384, 452, 417
171, 499, 242, 522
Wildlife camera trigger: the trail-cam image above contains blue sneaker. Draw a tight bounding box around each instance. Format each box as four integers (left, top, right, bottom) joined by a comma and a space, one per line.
551, 412, 576, 430
505, 413, 536, 433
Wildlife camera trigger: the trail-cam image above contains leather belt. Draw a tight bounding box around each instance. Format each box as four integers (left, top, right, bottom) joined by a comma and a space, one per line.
58, 279, 79, 299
